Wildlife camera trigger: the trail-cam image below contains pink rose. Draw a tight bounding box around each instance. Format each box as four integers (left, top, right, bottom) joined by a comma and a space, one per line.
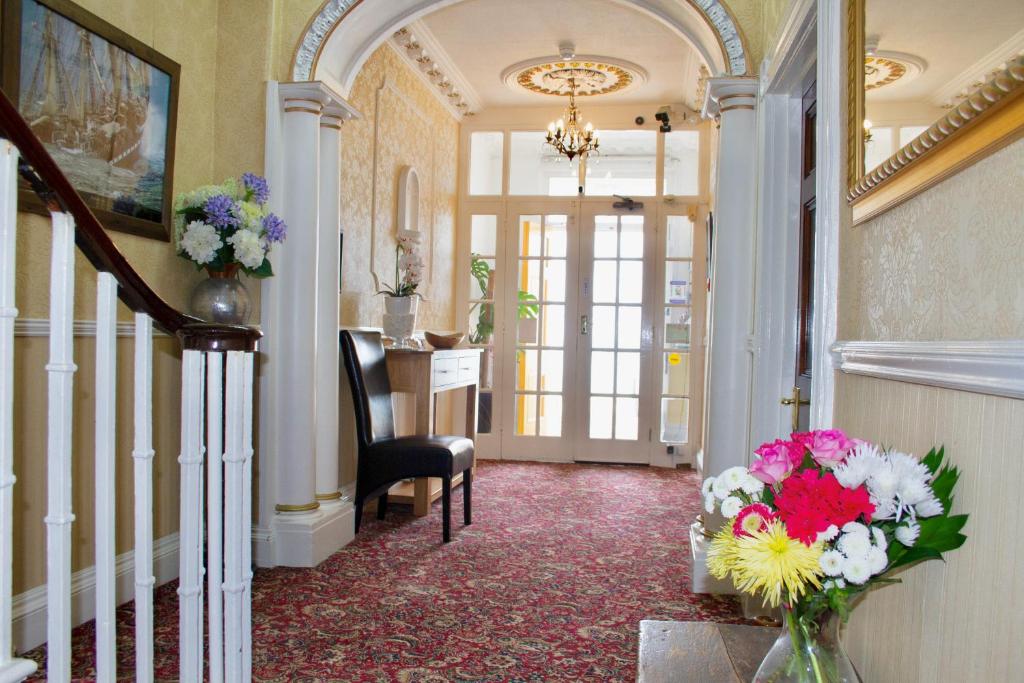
750, 439, 803, 485
791, 429, 855, 467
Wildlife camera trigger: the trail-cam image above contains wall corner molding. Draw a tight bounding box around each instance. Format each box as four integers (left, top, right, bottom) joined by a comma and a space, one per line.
831, 339, 1024, 399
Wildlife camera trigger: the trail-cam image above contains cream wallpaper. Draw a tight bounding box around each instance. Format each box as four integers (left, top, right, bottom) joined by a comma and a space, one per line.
340, 44, 459, 331
839, 139, 1024, 341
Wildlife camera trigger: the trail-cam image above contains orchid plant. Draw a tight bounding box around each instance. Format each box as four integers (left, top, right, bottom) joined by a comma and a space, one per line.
376, 229, 425, 297
174, 173, 286, 277
703, 430, 968, 682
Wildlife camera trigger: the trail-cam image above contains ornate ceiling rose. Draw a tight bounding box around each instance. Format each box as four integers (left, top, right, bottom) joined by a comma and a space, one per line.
864, 51, 926, 92
502, 56, 647, 97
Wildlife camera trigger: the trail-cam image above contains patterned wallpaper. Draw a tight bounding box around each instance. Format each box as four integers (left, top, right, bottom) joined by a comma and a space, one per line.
340, 44, 459, 332
839, 138, 1024, 341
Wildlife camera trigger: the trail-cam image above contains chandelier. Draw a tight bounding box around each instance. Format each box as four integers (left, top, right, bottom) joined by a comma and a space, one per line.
545, 78, 599, 161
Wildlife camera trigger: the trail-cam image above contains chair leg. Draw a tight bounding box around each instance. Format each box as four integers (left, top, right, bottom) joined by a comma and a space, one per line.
354, 499, 363, 534
376, 492, 388, 520
463, 468, 472, 526
442, 476, 452, 543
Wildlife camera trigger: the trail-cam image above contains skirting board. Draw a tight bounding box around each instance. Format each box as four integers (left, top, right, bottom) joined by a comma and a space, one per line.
12, 533, 180, 654
831, 340, 1024, 399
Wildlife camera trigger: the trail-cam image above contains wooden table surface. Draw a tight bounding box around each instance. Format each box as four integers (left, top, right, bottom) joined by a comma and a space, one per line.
637, 621, 779, 682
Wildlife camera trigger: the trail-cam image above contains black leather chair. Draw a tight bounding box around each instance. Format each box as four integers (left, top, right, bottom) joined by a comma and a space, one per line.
340, 330, 474, 543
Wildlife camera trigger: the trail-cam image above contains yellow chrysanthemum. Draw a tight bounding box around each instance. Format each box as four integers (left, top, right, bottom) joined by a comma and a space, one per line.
706, 525, 741, 579
731, 521, 824, 608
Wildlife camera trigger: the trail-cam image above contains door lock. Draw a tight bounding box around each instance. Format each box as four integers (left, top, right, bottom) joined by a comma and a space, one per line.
580, 314, 589, 335
780, 386, 811, 433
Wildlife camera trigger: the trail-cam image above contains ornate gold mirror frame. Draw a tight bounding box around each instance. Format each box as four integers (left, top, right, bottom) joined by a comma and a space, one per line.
846, 0, 1024, 225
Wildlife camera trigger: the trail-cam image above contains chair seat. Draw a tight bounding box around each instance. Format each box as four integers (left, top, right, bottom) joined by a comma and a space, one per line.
366, 435, 474, 479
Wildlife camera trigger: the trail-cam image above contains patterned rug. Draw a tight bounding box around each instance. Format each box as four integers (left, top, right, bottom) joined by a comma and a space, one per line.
24, 460, 746, 681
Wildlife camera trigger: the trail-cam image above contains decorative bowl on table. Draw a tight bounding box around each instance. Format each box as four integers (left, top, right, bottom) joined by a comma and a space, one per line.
424, 331, 465, 349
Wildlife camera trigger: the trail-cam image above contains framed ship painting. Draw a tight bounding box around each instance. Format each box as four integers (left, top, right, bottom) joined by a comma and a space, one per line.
1, 0, 180, 240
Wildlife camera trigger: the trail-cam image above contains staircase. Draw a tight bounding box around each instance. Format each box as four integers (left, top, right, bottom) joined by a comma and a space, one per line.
0, 90, 260, 681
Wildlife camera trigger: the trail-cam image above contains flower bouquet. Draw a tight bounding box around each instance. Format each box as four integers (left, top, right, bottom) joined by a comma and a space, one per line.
702, 430, 968, 682
374, 229, 425, 345
175, 172, 287, 277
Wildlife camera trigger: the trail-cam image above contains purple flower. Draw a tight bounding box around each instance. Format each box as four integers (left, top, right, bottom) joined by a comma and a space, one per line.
204, 194, 239, 230
262, 213, 287, 243
242, 173, 270, 205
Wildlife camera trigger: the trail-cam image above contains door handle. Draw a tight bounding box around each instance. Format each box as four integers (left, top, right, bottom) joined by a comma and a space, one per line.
780, 386, 810, 432
580, 314, 589, 335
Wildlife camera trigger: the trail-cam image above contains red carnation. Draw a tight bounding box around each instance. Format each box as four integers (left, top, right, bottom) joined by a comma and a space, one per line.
773, 470, 874, 545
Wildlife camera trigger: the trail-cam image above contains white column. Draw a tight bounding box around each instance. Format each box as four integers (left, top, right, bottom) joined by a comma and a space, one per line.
274, 94, 322, 515
701, 79, 759, 476
315, 113, 343, 505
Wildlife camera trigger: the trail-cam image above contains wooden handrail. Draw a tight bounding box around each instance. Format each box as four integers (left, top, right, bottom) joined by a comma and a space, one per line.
0, 89, 259, 352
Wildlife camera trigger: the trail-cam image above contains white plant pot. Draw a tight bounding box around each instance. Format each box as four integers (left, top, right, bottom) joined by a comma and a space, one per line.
383, 296, 418, 345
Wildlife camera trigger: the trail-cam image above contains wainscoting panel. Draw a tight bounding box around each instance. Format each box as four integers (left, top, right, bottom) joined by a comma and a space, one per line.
835, 373, 1024, 682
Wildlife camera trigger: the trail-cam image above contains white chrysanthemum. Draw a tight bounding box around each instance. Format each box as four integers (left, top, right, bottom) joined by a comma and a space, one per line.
701, 477, 716, 497
895, 520, 920, 546
867, 464, 899, 503
819, 550, 844, 576
837, 531, 871, 559
712, 477, 731, 499
718, 467, 749, 493
823, 578, 847, 590
834, 443, 884, 488
872, 497, 898, 520
915, 495, 944, 518
180, 221, 222, 265
740, 475, 765, 496
720, 496, 743, 518
817, 524, 840, 543
867, 546, 888, 574
897, 476, 931, 506
871, 527, 888, 551
704, 493, 716, 514
228, 229, 265, 269
842, 521, 870, 537
842, 556, 871, 585
889, 451, 931, 483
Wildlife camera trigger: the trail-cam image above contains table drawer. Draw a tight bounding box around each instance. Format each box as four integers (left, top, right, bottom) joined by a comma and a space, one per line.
432, 357, 458, 388
457, 355, 479, 384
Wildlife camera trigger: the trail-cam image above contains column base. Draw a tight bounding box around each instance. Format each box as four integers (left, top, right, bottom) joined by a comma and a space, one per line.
254, 499, 355, 568
0, 658, 38, 683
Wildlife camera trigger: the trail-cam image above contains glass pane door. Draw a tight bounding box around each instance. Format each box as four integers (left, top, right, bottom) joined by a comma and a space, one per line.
574, 207, 655, 463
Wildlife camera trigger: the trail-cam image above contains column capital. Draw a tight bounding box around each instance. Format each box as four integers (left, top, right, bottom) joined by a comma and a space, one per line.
279, 80, 362, 121
702, 76, 759, 118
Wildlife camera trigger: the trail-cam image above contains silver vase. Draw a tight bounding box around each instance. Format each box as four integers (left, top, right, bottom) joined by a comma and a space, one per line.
189, 265, 252, 325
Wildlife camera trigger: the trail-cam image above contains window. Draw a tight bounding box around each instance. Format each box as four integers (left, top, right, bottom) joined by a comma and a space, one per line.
508, 132, 579, 196
659, 215, 694, 443
469, 132, 503, 195
584, 130, 657, 196
664, 130, 700, 196
468, 214, 498, 432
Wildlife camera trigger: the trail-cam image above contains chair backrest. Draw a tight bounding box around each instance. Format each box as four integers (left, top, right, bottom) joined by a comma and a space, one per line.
340, 330, 396, 449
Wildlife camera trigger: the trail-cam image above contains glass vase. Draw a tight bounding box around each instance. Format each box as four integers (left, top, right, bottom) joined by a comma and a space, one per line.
754, 609, 860, 683
189, 264, 252, 325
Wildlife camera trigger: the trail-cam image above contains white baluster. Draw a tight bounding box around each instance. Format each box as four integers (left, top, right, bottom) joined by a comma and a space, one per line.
0, 140, 36, 681
222, 351, 245, 682
45, 211, 76, 682
94, 273, 117, 683
177, 350, 205, 682
206, 353, 224, 683
241, 353, 254, 682
132, 313, 155, 683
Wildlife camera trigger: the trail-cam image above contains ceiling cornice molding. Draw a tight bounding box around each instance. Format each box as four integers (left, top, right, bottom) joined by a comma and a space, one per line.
389, 21, 482, 119
932, 27, 1024, 108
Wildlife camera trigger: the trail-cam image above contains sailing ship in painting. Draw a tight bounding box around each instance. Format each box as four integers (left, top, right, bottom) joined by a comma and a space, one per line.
18, 0, 170, 223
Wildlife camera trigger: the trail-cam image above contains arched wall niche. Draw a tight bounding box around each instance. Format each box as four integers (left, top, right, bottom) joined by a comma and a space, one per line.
291, 0, 751, 98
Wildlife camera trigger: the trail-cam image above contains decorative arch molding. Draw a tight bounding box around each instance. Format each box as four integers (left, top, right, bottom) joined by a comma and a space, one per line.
291, 0, 749, 92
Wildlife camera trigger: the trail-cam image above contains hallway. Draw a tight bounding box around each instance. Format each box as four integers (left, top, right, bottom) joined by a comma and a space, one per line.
24, 462, 745, 681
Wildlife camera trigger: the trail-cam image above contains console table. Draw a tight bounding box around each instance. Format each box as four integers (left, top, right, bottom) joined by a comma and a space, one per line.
384, 347, 481, 516
637, 621, 778, 682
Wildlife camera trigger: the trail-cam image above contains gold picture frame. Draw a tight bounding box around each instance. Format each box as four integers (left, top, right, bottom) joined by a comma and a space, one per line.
846, 0, 1024, 225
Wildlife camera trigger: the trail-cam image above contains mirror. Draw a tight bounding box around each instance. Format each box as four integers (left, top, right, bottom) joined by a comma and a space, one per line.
847, 1, 1024, 222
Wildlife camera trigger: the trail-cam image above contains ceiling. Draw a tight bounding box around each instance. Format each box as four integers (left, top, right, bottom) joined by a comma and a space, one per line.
865, 0, 1024, 105
415, 0, 706, 110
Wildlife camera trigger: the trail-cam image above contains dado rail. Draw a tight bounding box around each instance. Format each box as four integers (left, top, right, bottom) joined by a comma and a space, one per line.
0, 90, 260, 682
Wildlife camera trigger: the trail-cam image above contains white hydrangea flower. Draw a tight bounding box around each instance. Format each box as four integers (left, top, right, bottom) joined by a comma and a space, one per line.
817, 524, 840, 543
867, 546, 888, 574
837, 531, 871, 559
237, 201, 264, 232
228, 229, 265, 269
819, 551, 844, 576
180, 221, 222, 265
740, 475, 765, 496
915, 495, 943, 518
720, 496, 743, 518
842, 556, 871, 585
895, 520, 920, 546
701, 477, 716, 498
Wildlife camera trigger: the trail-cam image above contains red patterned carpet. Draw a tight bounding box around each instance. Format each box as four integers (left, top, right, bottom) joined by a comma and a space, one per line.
25, 460, 746, 681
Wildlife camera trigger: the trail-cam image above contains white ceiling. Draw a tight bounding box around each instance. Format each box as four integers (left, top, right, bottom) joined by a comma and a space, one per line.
416, 0, 705, 109
865, 0, 1024, 105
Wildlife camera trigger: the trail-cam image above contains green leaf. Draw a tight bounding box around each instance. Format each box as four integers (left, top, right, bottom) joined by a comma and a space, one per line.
930, 464, 961, 514
921, 446, 944, 475
246, 258, 274, 279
